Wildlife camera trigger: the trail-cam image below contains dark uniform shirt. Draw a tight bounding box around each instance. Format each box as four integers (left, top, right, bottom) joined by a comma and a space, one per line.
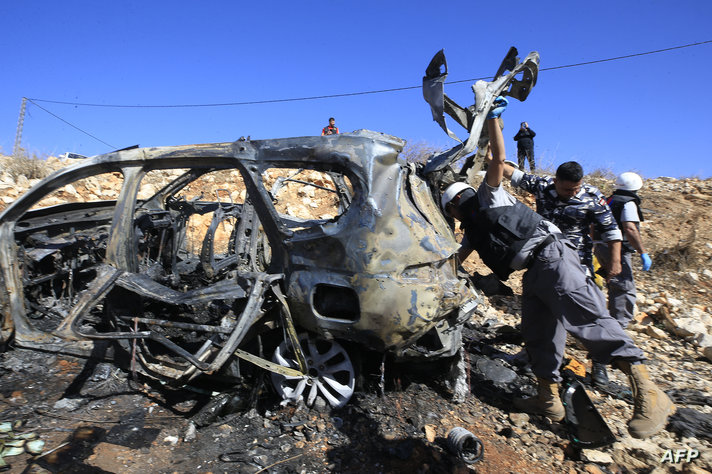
511, 169, 622, 271
513, 127, 536, 149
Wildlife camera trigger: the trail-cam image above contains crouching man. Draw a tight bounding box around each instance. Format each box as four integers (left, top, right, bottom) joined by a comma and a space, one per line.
441, 98, 674, 438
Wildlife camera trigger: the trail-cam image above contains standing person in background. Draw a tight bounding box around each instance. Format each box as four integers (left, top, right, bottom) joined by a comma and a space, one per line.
595, 172, 652, 328
513, 122, 536, 172
321, 117, 340, 135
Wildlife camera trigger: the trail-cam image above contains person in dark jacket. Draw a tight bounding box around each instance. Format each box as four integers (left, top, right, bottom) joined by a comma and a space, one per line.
439, 98, 674, 438
513, 121, 536, 171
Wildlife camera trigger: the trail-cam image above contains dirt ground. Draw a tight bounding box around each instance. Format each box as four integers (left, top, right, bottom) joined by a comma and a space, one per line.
2, 169, 712, 473
0, 345, 556, 473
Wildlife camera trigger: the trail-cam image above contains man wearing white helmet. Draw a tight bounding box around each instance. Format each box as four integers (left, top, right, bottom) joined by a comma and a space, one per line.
595, 172, 652, 328
439, 98, 674, 438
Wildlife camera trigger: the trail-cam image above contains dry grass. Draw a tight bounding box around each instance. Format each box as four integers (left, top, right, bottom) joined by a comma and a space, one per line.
401, 141, 444, 164
653, 242, 700, 271
650, 211, 710, 271
3, 152, 51, 181
583, 167, 616, 190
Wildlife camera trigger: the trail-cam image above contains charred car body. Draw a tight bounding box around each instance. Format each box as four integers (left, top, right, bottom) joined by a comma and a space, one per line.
0, 48, 538, 408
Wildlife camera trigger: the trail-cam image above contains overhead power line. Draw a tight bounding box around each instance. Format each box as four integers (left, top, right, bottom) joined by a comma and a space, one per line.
26, 99, 116, 149
23, 39, 712, 150
446, 39, 712, 84
28, 39, 712, 109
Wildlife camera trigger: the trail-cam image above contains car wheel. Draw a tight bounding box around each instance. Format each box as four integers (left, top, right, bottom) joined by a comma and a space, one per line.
271, 334, 355, 408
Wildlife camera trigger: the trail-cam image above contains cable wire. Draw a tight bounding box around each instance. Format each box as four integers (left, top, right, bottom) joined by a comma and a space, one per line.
26, 99, 116, 149
27, 39, 712, 109
22, 39, 712, 150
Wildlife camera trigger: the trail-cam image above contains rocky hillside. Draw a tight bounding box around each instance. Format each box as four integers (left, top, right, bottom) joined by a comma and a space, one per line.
1, 153, 711, 473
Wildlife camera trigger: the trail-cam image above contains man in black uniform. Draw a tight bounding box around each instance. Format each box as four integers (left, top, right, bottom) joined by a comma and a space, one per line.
440, 98, 674, 438
513, 121, 536, 171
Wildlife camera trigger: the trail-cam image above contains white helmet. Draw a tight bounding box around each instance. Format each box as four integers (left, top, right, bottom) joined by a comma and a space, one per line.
441, 182, 474, 211
615, 172, 643, 191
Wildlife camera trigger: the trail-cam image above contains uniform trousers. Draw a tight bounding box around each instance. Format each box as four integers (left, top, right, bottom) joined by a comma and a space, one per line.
521, 239, 644, 382
597, 249, 637, 328
517, 145, 536, 171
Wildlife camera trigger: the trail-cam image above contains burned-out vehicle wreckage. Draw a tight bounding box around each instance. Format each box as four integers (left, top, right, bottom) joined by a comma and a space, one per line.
0, 48, 539, 410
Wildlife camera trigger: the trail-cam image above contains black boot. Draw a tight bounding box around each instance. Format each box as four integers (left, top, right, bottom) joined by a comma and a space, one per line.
591, 361, 609, 387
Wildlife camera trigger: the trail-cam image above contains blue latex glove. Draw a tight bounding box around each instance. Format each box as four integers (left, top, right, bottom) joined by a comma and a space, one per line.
640, 253, 652, 271
487, 96, 508, 119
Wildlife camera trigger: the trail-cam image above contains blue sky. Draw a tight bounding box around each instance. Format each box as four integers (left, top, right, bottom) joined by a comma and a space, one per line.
1, 1, 711, 178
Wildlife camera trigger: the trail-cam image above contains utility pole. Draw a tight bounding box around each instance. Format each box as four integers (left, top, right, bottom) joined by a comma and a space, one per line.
13, 97, 27, 157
